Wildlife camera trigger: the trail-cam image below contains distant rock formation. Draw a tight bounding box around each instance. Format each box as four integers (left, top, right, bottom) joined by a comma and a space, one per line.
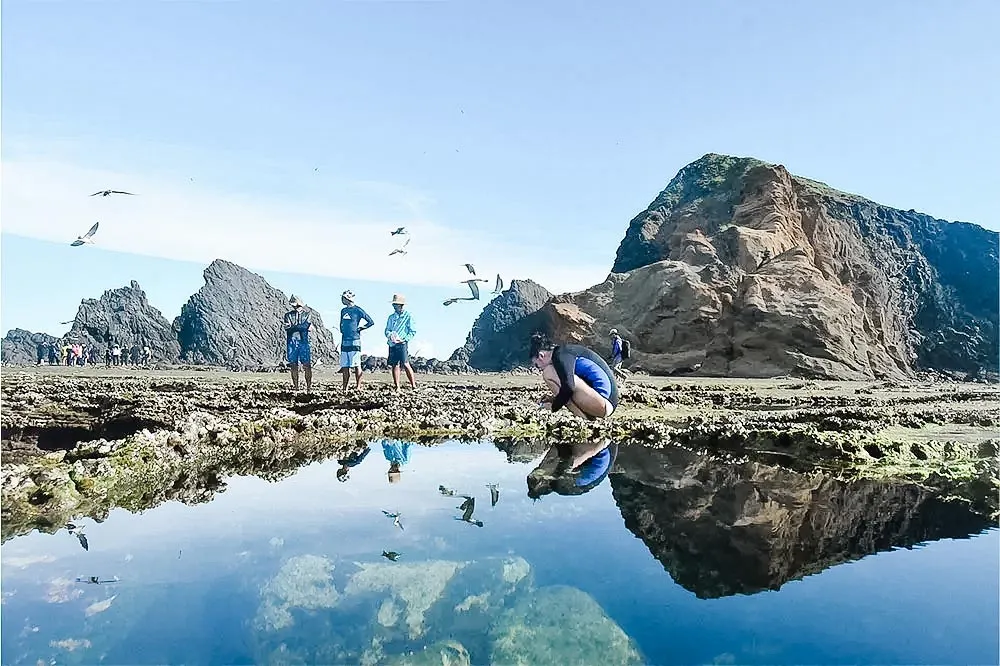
449, 279, 553, 371
173, 259, 339, 368
1, 329, 60, 365
609, 444, 991, 599
512, 153, 998, 379
360, 354, 471, 374
66, 281, 181, 362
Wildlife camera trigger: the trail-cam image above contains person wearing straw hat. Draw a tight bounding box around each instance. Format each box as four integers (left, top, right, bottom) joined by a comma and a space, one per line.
283, 294, 314, 392
384, 293, 417, 390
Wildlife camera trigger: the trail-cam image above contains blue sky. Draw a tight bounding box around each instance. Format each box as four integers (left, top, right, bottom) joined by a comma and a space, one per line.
3, 0, 998, 358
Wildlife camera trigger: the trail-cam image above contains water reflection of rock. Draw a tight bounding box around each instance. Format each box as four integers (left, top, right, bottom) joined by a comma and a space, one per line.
610, 444, 993, 599
252, 554, 642, 665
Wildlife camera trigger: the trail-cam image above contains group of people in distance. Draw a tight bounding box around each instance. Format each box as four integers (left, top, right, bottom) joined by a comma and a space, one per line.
281, 291, 622, 423
282, 290, 417, 393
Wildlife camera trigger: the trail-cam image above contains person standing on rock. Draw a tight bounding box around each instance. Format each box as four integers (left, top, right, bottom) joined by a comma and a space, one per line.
384, 294, 417, 390
609, 328, 630, 381
529, 332, 619, 420
339, 290, 374, 391
283, 294, 314, 392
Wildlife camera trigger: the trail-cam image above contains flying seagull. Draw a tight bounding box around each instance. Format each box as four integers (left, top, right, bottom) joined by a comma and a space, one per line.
390, 227, 407, 236
492, 274, 503, 295
60, 320, 75, 325
462, 263, 476, 276
455, 495, 483, 527
487, 483, 500, 507
90, 190, 134, 197
70, 222, 99, 247
389, 236, 411, 256
443, 278, 489, 306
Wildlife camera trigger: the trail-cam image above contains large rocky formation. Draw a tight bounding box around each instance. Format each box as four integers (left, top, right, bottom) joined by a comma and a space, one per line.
609, 444, 991, 599
66, 281, 181, 362
449, 279, 553, 370
173, 259, 339, 368
478, 154, 998, 379
1, 329, 60, 365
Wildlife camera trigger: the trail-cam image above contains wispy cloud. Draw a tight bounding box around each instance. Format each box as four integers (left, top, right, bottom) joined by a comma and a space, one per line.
1, 154, 608, 294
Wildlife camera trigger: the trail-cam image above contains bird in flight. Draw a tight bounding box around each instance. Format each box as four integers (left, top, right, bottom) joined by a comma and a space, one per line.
389, 236, 411, 256
492, 274, 503, 294
70, 222, 100, 247
443, 278, 489, 306
390, 227, 407, 236
90, 190, 134, 197
462, 263, 477, 276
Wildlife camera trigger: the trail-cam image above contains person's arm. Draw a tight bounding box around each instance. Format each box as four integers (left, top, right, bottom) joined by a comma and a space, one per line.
283, 313, 293, 330
402, 314, 416, 342
360, 309, 374, 332
549, 347, 576, 412
384, 315, 393, 341
612, 338, 621, 356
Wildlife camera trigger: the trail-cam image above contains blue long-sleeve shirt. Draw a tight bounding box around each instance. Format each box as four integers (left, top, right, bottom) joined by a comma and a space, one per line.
340, 305, 374, 347
385, 310, 416, 345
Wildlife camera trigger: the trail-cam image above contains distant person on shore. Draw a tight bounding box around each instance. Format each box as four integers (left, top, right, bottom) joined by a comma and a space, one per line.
609, 328, 630, 380
283, 294, 314, 392
529, 332, 619, 420
384, 294, 417, 390
382, 439, 412, 484
339, 290, 374, 391
111, 344, 122, 366
36, 343, 46, 366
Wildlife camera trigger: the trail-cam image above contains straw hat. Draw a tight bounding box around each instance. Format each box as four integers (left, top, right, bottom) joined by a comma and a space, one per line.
391, 293, 406, 305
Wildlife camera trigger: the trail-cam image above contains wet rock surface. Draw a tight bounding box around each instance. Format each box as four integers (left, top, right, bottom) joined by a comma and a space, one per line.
2, 369, 997, 542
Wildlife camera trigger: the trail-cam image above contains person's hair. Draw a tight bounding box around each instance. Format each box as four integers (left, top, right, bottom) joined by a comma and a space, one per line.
528, 332, 555, 359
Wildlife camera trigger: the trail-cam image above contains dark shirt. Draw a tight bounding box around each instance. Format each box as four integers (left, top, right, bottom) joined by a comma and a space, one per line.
340, 305, 374, 346
283, 308, 312, 344
550, 344, 619, 412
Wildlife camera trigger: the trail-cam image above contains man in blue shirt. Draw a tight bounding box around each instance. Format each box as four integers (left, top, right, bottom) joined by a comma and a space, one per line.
384, 293, 417, 390
283, 294, 313, 392
339, 290, 374, 391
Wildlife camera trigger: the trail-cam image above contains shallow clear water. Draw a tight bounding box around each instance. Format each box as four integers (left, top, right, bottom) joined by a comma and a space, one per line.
2, 440, 997, 665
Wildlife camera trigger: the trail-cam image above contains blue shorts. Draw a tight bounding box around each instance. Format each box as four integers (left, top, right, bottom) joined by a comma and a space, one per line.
388, 343, 408, 367
341, 351, 361, 368
287, 339, 311, 365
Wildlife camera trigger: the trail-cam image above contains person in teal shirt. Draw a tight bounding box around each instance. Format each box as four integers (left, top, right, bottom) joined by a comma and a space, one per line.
384, 293, 417, 390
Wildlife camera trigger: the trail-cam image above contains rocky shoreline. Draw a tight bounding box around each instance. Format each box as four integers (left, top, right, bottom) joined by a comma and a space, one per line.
2, 369, 997, 542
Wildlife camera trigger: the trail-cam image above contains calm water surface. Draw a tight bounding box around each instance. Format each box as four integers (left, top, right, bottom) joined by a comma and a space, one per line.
1, 440, 997, 665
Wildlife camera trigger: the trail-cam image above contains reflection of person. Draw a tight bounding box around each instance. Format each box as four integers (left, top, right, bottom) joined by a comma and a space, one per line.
336, 445, 371, 482
382, 439, 412, 484
526, 440, 618, 499
529, 333, 619, 420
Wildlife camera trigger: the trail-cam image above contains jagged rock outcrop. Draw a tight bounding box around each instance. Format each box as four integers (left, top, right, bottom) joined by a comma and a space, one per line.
1, 329, 60, 365
173, 259, 338, 368
525, 154, 999, 379
609, 444, 991, 599
64, 281, 181, 362
449, 279, 553, 371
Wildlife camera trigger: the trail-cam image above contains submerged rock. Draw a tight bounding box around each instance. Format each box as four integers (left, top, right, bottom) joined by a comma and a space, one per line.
382, 640, 471, 666
489, 585, 644, 666
255, 555, 341, 632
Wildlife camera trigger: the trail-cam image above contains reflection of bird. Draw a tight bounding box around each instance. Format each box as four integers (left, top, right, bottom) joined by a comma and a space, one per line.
70, 222, 99, 247
390, 227, 407, 236
443, 279, 489, 306
382, 510, 404, 530
67, 523, 89, 550
462, 263, 476, 275
492, 274, 503, 295
90, 190, 134, 197
455, 495, 483, 527
389, 236, 411, 256
439, 485, 456, 496
382, 550, 401, 561
76, 576, 119, 584
487, 483, 500, 507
